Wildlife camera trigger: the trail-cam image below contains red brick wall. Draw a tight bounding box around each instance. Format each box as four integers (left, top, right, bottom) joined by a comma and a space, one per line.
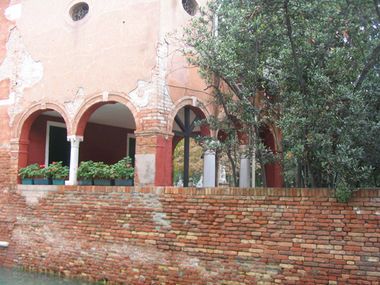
0, 150, 10, 189
0, 145, 13, 265
0, 187, 379, 284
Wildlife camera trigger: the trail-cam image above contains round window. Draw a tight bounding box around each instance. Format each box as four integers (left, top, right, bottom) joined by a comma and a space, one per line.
70, 2, 89, 21
182, 0, 198, 16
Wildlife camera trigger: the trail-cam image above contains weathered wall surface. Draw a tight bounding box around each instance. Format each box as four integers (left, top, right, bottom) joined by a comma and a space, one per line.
0, 1, 12, 191
0, 0, 214, 134
0, 187, 379, 284
0, 0, 216, 187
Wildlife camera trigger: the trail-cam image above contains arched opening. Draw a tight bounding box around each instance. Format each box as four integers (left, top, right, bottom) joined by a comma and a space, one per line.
18, 109, 69, 170
172, 105, 209, 187
173, 138, 203, 186
214, 122, 283, 188
258, 125, 283, 187
78, 102, 136, 165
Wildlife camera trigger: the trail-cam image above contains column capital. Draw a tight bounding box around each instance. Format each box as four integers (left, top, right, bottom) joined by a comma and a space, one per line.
67, 135, 83, 144
239, 144, 249, 151
204, 149, 216, 156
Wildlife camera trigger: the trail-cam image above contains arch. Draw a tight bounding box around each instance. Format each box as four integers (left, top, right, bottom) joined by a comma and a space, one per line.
214, 113, 247, 144
72, 92, 140, 136
13, 102, 71, 141
12, 102, 71, 175
168, 96, 210, 134
171, 99, 211, 187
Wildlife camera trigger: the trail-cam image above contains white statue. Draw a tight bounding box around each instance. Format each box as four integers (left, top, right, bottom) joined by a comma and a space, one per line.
177, 177, 183, 187
218, 164, 227, 184
196, 176, 203, 188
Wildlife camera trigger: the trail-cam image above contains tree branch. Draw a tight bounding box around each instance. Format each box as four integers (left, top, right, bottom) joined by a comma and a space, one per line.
374, 0, 380, 22
283, 0, 307, 95
354, 43, 380, 91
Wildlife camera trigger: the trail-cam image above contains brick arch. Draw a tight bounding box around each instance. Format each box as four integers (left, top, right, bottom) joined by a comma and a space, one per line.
72, 93, 140, 136
167, 96, 211, 134
12, 102, 70, 172
13, 102, 71, 141
213, 113, 248, 144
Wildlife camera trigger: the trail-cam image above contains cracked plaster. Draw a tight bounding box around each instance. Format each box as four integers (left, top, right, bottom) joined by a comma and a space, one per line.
4, 3, 22, 21
0, 27, 43, 126
64, 87, 85, 120
129, 39, 173, 113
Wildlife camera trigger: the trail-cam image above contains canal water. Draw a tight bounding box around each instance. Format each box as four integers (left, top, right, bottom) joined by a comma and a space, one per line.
0, 267, 94, 285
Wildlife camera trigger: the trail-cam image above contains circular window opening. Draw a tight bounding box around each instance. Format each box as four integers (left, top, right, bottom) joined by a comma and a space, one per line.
70, 2, 89, 21
182, 0, 198, 16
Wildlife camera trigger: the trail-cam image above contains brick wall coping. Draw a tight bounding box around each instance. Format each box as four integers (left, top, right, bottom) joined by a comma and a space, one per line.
15, 185, 380, 198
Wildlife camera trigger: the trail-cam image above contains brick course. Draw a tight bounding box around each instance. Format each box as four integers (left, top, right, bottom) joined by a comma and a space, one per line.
0, 186, 379, 284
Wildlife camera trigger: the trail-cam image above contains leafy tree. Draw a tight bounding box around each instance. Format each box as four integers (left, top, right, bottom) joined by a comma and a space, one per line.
184, 0, 280, 186
183, 0, 380, 200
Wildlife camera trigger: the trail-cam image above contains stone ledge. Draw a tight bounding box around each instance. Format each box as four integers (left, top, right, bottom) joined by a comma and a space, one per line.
14, 185, 380, 199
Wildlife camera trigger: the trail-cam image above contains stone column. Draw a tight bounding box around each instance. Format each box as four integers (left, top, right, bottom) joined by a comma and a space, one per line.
203, 149, 216, 187
239, 145, 250, 188
66, 135, 83, 185
251, 149, 256, 188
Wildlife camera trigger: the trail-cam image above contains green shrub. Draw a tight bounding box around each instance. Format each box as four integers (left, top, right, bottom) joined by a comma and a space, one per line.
18, 163, 47, 179
46, 161, 69, 179
77, 160, 96, 180
92, 162, 112, 179
111, 157, 134, 179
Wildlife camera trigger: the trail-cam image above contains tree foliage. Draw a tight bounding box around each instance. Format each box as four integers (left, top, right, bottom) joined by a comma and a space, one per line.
183, 0, 380, 200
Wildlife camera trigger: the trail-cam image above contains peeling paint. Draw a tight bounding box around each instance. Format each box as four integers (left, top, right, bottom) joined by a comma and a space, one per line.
135, 153, 155, 185
0, 91, 15, 106
0, 28, 43, 125
4, 3, 22, 21
64, 87, 85, 119
129, 39, 173, 115
19, 187, 58, 206
129, 80, 153, 109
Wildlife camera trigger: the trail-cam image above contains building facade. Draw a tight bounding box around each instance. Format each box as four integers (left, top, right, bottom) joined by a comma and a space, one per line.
0, 0, 282, 187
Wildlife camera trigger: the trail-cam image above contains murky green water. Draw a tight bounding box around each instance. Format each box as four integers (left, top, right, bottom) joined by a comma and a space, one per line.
0, 268, 94, 285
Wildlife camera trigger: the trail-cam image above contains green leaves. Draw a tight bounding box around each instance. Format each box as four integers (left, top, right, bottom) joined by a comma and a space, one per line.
184, 0, 380, 195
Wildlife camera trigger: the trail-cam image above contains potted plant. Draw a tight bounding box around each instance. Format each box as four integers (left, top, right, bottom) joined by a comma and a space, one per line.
92, 162, 112, 186
32, 164, 49, 185
46, 161, 69, 185
77, 160, 96, 185
111, 157, 134, 186
18, 163, 40, 184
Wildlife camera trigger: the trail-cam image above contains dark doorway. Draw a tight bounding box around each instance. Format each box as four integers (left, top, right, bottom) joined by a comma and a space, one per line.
48, 126, 70, 166
128, 136, 136, 166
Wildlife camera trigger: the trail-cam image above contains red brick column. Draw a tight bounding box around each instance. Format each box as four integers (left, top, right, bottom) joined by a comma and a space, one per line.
135, 131, 173, 186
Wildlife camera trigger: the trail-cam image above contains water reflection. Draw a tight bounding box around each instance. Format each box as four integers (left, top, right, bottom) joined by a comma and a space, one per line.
0, 268, 94, 285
